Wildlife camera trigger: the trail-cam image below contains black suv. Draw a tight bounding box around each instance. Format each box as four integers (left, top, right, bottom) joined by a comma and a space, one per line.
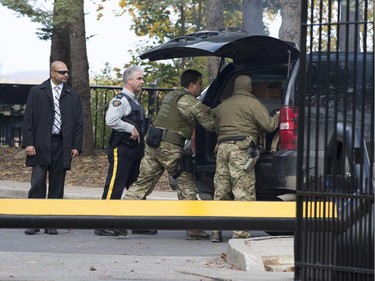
274, 52, 374, 193
140, 29, 300, 200
140, 29, 374, 200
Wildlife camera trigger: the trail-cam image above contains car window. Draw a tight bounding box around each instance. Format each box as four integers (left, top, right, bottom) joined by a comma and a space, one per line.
219, 74, 285, 114
307, 59, 372, 109
219, 77, 235, 101
253, 80, 283, 113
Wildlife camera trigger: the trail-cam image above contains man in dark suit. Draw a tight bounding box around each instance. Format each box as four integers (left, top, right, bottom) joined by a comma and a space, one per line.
22, 61, 83, 235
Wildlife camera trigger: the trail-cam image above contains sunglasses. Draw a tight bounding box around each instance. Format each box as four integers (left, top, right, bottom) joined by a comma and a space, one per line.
54, 70, 69, 75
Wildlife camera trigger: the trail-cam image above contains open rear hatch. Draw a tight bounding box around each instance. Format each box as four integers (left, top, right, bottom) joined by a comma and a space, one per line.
139, 28, 299, 65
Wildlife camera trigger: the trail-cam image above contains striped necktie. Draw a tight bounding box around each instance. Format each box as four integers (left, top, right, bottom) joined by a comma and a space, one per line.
52, 86, 61, 134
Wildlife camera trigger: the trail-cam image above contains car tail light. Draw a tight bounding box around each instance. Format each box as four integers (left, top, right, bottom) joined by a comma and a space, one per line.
279, 106, 298, 150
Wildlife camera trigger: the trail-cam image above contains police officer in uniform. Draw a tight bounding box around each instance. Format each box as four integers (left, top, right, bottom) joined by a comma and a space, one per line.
124, 69, 215, 240
95, 66, 153, 236
211, 75, 280, 242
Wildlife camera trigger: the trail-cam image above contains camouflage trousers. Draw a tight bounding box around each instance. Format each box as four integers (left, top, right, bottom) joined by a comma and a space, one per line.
124, 141, 198, 200
214, 141, 257, 238
214, 142, 256, 201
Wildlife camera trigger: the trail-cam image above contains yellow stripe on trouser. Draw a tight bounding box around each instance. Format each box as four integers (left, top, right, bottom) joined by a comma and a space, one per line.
106, 147, 118, 199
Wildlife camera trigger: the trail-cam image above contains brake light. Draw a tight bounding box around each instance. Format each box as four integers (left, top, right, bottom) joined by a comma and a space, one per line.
279, 106, 298, 150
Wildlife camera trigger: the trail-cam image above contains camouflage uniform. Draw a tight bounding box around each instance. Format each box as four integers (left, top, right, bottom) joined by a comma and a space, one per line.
125, 88, 215, 200
214, 138, 256, 201
212, 75, 279, 240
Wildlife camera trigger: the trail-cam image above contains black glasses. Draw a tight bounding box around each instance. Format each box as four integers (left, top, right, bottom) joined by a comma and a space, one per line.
54, 70, 69, 75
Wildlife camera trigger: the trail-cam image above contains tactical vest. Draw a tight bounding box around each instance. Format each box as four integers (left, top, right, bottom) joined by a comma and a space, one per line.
153, 89, 194, 140
121, 93, 147, 138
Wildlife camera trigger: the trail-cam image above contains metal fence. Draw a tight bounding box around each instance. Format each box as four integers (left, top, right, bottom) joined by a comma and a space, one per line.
295, 1, 374, 280
0, 85, 172, 149
90, 85, 172, 149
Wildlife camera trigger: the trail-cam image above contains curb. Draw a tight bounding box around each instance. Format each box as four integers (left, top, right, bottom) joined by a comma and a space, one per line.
227, 236, 295, 272
227, 239, 265, 271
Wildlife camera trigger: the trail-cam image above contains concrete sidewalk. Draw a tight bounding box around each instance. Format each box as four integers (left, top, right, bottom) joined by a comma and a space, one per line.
0, 180, 295, 280
0, 180, 177, 200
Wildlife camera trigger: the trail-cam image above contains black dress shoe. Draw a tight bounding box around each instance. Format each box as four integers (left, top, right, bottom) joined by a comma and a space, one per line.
113, 229, 128, 236
25, 228, 40, 235
132, 229, 158, 235
94, 229, 119, 236
45, 229, 58, 235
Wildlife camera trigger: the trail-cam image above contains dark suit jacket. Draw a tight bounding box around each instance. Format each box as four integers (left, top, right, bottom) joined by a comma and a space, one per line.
22, 79, 83, 169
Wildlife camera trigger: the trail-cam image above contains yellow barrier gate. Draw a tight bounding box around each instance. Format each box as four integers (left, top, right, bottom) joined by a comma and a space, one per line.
0, 199, 296, 231
0, 199, 337, 231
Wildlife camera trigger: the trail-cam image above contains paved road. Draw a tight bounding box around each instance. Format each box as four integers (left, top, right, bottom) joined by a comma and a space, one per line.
0, 228, 294, 281
0, 180, 295, 280
1, 228, 238, 256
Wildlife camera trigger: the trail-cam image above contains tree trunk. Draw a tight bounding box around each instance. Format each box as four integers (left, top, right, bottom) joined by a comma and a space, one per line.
51, 0, 94, 155
205, 0, 223, 83
242, 0, 264, 34
278, 0, 301, 48
339, 0, 361, 52
50, 0, 71, 64
69, 0, 94, 155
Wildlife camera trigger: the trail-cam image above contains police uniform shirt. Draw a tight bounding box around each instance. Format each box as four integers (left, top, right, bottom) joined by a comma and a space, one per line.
105, 88, 140, 133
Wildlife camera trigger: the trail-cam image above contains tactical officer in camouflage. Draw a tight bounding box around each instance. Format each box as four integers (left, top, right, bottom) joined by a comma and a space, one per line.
124, 69, 215, 240
211, 75, 280, 242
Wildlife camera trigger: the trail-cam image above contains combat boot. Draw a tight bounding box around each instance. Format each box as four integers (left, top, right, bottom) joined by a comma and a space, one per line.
211, 230, 223, 242
232, 230, 251, 239
114, 229, 128, 236
25, 228, 40, 235
185, 229, 210, 240
94, 229, 119, 236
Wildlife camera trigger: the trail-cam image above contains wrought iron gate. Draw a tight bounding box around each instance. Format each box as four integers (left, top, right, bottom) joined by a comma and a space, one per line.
295, 1, 374, 280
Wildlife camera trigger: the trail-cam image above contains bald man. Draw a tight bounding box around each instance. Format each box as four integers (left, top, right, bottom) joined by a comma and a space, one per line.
22, 61, 83, 235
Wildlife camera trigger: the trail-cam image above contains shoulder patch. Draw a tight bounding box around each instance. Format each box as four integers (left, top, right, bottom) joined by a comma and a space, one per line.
112, 100, 122, 107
